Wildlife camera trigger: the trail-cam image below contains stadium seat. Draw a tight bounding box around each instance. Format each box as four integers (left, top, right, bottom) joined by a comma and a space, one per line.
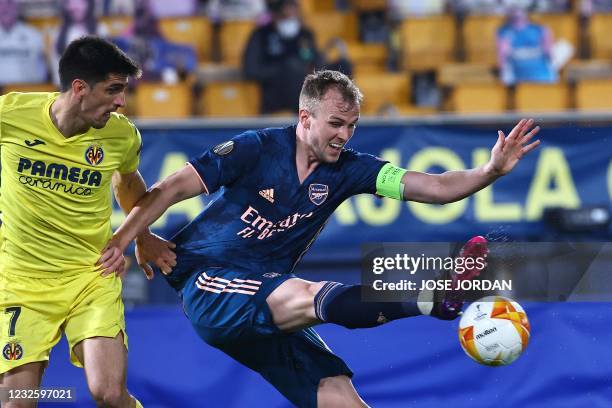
159, 17, 212, 62
303, 12, 359, 49
2, 83, 58, 94
301, 0, 336, 14
588, 14, 612, 59
531, 13, 578, 52
201, 81, 260, 117
346, 43, 387, 75
134, 83, 193, 118
437, 63, 497, 87
219, 21, 256, 67
349, 0, 386, 11
100, 16, 133, 37
575, 78, 612, 110
354, 73, 411, 115
451, 83, 508, 113
400, 15, 456, 71
462, 15, 504, 66
514, 83, 571, 112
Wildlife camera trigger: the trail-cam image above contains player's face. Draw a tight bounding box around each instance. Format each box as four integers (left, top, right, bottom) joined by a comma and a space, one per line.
79, 74, 128, 129
306, 89, 359, 163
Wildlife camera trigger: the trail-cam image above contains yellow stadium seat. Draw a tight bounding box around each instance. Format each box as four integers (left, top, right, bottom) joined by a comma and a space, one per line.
588, 14, 612, 59
531, 13, 578, 50
346, 42, 387, 75
437, 63, 497, 86
202, 81, 260, 117
400, 15, 456, 71
135, 83, 192, 118
514, 82, 571, 112
349, 0, 386, 11
2, 83, 58, 94
451, 83, 508, 113
159, 17, 212, 62
354, 73, 411, 115
462, 15, 504, 66
575, 78, 612, 110
100, 16, 133, 37
301, 0, 336, 14
220, 21, 256, 67
303, 12, 359, 49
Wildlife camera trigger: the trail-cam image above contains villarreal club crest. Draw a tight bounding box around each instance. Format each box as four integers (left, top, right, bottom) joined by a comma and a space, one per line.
2, 342, 23, 360
85, 144, 104, 166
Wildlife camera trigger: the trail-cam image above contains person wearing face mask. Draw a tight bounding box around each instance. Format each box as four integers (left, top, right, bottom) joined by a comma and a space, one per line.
242, 0, 324, 114
496, 6, 557, 85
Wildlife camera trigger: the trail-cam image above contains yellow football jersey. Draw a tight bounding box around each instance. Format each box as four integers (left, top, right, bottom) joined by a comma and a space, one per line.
0, 92, 141, 277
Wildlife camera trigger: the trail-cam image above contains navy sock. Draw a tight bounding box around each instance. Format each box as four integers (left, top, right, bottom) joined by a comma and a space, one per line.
314, 282, 422, 329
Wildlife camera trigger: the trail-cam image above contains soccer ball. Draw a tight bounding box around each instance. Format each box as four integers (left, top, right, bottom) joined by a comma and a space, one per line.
458, 296, 530, 366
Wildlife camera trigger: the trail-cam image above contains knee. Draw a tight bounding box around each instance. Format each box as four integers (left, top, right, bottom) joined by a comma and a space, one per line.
88, 380, 126, 407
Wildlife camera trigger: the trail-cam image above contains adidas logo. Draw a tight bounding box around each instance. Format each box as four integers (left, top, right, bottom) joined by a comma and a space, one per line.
259, 188, 275, 203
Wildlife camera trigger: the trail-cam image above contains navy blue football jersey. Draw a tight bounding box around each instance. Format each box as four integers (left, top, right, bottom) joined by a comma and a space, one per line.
171, 125, 386, 276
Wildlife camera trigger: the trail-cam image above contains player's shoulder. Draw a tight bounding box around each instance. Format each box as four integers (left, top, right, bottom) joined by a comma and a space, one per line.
104, 112, 139, 137
0, 92, 56, 115
258, 125, 295, 147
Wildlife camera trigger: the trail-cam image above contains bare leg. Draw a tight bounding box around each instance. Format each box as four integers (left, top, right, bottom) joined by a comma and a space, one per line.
318, 375, 369, 408
73, 333, 137, 408
1, 362, 46, 408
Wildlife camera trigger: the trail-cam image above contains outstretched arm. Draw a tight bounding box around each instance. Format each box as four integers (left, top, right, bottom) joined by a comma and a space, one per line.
100, 165, 205, 278
402, 118, 540, 204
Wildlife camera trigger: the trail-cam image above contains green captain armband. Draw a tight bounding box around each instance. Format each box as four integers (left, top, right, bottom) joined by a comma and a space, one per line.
375, 163, 408, 200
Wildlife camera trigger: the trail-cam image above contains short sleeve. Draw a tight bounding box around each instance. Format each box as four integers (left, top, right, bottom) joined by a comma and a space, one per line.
342, 150, 388, 196
188, 131, 262, 194
118, 124, 142, 173
0, 95, 5, 143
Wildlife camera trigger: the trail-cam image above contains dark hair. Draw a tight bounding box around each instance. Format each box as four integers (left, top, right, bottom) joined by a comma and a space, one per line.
55, 0, 97, 56
58, 36, 142, 91
299, 70, 362, 114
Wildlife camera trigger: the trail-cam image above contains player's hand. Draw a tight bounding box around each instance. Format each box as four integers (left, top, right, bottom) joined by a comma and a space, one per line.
98, 238, 127, 278
486, 118, 541, 176
135, 232, 177, 280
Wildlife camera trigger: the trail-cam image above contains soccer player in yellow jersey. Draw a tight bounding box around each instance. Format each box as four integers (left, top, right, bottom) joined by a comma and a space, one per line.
0, 37, 175, 407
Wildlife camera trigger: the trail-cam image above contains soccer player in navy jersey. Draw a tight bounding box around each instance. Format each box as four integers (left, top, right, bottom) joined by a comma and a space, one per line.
100, 70, 540, 407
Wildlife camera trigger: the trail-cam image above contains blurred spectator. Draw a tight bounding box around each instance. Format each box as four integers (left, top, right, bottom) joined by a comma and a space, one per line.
51, 0, 108, 84
0, 0, 49, 85
148, 0, 196, 17
497, 7, 557, 85
206, 0, 267, 22
454, 0, 569, 14
453, 0, 531, 15
242, 0, 323, 114
113, 0, 197, 82
580, 0, 612, 15
101, 0, 135, 15
530, 0, 570, 12
323, 38, 353, 77
387, 0, 448, 17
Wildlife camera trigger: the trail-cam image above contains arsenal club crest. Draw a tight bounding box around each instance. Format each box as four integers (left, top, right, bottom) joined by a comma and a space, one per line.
308, 184, 329, 206
85, 144, 104, 166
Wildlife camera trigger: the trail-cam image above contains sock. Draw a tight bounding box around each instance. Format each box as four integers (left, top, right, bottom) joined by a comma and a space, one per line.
314, 282, 422, 329
134, 397, 144, 408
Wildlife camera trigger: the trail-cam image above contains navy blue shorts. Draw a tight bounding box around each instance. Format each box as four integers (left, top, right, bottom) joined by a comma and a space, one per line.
172, 267, 353, 408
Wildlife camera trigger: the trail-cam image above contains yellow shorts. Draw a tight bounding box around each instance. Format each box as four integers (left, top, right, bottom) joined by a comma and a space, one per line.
0, 270, 127, 374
